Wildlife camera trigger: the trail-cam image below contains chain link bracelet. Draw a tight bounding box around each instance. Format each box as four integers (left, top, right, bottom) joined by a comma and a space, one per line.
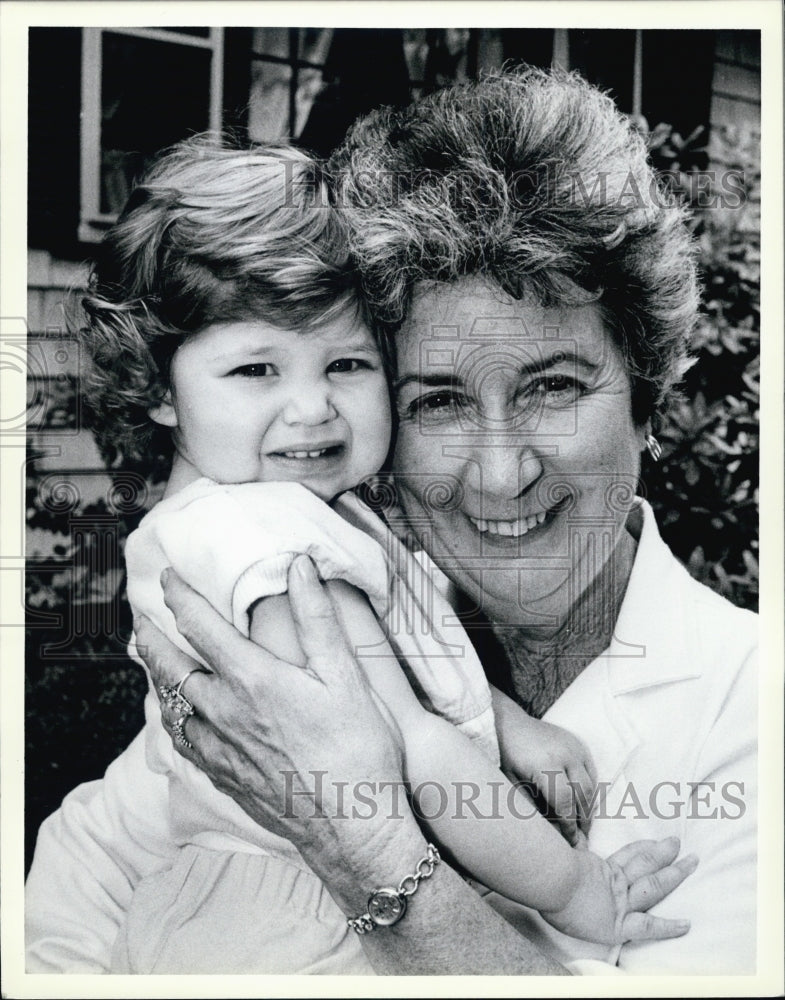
347, 843, 441, 934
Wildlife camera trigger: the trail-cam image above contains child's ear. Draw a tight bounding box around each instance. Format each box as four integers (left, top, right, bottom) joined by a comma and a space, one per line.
148, 391, 178, 428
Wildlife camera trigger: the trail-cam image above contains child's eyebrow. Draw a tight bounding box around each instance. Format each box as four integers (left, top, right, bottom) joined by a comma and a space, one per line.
210, 339, 379, 363
209, 345, 277, 362
333, 340, 380, 353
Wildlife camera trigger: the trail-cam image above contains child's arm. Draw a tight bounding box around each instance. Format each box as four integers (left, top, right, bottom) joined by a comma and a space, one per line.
491, 685, 597, 847
249, 583, 697, 943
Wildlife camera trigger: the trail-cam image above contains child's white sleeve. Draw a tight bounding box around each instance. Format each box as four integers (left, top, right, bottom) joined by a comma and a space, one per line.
125, 478, 500, 764
125, 479, 391, 661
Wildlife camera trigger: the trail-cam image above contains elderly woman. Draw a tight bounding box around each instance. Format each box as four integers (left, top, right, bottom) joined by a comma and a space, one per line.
26, 69, 756, 976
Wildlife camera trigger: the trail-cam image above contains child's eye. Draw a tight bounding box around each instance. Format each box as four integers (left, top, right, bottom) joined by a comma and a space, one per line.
327, 358, 371, 374
229, 363, 277, 378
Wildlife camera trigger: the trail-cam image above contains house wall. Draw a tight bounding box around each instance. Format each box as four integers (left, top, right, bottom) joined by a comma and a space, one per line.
26, 251, 112, 534
710, 30, 761, 137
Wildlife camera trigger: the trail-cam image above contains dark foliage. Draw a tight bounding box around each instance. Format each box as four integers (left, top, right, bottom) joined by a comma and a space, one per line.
640, 120, 759, 611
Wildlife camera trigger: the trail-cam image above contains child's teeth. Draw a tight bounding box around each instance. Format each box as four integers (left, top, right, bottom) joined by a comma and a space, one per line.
283, 448, 328, 459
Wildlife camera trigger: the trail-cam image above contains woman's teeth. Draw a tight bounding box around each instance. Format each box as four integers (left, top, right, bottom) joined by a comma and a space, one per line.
467, 511, 547, 536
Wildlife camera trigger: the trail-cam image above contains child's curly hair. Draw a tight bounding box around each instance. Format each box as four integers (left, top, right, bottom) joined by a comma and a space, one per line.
74, 135, 362, 468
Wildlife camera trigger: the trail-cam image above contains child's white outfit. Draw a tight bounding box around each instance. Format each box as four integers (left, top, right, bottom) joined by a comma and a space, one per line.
112, 478, 500, 973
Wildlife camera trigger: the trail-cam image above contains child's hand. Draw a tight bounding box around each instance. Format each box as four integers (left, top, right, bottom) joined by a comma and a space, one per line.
493, 688, 596, 846
540, 835, 699, 945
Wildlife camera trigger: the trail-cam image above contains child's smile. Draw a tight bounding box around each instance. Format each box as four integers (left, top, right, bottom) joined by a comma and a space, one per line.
150, 309, 391, 502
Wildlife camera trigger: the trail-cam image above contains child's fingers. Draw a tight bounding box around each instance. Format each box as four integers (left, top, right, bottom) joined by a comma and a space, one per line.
607, 836, 682, 881
584, 753, 599, 788
621, 911, 691, 942
534, 770, 579, 846
627, 853, 699, 912
569, 762, 597, 833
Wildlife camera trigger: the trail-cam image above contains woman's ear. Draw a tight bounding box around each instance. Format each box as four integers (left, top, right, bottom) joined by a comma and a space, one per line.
148, 390, 178, 428
637, 418, 653, 452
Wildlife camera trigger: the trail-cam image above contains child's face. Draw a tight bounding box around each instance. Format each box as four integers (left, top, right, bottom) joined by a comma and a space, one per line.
151, 311, 392, 501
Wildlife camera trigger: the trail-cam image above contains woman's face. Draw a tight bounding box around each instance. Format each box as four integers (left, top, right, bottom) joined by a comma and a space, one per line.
391, 276, 647, 628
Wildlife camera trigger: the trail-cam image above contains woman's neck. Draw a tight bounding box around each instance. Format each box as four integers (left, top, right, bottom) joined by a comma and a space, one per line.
475, 529, 638, 718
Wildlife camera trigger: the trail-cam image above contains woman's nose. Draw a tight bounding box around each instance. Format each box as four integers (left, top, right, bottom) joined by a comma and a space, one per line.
461, 433, 545, 503
281, 380, 337, 426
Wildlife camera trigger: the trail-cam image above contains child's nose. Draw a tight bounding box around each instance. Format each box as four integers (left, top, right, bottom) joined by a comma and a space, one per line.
281, 380, 337, 426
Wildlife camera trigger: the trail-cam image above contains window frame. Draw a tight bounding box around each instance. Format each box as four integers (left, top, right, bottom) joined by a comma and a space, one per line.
78, 26, 224, 243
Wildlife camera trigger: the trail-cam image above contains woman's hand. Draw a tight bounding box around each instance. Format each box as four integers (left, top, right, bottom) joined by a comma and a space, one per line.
134, 555, 429, 911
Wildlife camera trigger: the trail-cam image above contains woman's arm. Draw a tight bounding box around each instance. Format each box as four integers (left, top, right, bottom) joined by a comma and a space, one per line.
251, 580, 696, 940
250, 582, 579, 914
137, 560, 569, 975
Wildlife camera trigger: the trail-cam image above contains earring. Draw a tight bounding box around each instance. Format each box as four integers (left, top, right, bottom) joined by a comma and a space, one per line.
645, 433, 662, 462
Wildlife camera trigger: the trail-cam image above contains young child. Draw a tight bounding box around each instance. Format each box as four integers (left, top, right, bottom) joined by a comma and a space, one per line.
79, 137, 696, 973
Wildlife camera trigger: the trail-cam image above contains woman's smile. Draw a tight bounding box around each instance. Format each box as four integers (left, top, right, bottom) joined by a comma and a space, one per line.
392, 277, 646, 625
467, 512, 547, 537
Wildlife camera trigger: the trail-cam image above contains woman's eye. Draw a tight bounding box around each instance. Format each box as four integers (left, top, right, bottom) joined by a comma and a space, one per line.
229, 363, 276, 378
403, 391, 466, 421
327, 358, 370, 374
529, 374, 582, 401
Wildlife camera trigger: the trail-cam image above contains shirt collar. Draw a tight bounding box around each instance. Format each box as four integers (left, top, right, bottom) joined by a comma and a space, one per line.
604, 498, 704, 695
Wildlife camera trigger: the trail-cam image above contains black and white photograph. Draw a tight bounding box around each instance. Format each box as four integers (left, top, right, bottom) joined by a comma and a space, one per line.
1, 1, 782, 995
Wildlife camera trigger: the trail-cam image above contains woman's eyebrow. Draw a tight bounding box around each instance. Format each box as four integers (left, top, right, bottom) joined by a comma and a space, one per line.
395, 352, 597, 390
523, 350, 599, 374
394, 373, 460, 391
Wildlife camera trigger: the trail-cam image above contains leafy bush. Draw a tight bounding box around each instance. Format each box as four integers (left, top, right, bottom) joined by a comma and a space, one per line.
638, 120, 760, 611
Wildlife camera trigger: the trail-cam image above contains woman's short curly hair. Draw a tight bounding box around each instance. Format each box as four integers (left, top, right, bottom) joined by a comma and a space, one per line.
328, 66, 700, 423
75, 135, 362, 466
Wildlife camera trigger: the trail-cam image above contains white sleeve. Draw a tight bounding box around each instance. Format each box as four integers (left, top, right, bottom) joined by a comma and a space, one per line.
25, 730, 176, 973
617, 648, 758, 975
125, 480, 390, 655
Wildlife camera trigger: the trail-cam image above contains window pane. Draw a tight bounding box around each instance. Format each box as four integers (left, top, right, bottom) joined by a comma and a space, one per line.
159, 27, 211, 38
100, 32, 212, 213
298, 27, 331, 64
501, 29, 555, 70
641, 30, 716, 137
568, 29, 636, 113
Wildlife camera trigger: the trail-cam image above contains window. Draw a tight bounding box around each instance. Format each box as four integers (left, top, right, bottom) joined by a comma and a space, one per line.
79, 27, 224, 242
